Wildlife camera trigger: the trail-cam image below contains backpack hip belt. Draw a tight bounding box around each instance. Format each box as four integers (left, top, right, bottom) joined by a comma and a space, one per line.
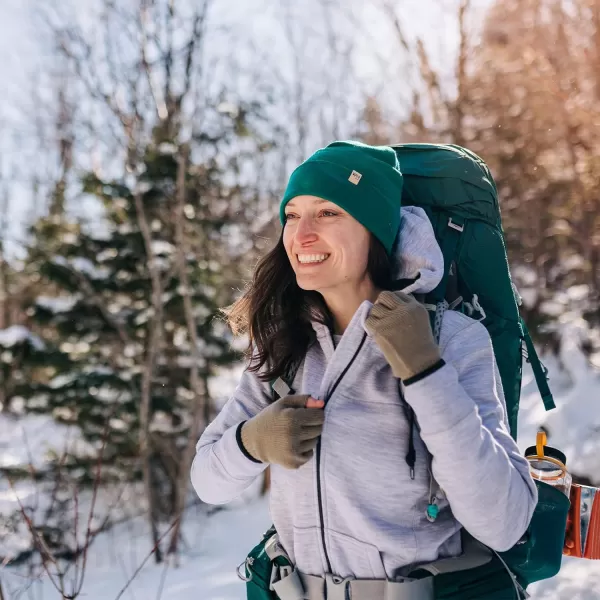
264, 530, 507, 600
261, 531, 434, 600
272, 569, 434, 600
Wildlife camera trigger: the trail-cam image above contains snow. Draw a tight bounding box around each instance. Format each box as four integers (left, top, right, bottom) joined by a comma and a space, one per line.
152, 240, 176, 255
2, 321, 600, 598
158, 142, 178, 155
530, 558, 600, 599
0, 413, 96, 472
515, 320, 600, 597
49, 373, 76, 388
50, 367, 116, 390
0, 326, 45, 351
540, 299, 566, 317
566, 285, 590, 302
2, 495, 271, 600
54, 256, 110, 280
518, 318, 600, 484
37, 295, 80, 313
209, 363, 246, 411
135, 181, 153, 195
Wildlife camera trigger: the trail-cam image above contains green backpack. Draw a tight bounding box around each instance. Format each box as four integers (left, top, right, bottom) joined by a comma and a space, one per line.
241, 143, 570, 600
394, 143, 552, 437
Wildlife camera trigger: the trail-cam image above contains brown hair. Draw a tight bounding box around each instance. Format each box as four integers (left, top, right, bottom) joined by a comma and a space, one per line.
225, 232, 393, 384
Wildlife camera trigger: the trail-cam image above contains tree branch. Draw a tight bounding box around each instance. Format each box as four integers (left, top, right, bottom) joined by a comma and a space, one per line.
113, 519, 178, 600
166, 145, 205, 557
133, 186, 165, 563
181, 1, 210, 103
139, 0, 168, 120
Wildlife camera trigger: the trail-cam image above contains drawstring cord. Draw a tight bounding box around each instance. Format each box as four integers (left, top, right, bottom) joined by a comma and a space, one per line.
402, 396, 439, 522
405, 404, 416, 480
400, 300, 447, 522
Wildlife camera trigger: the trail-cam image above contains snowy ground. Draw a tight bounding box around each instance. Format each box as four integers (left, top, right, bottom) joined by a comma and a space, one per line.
2, 342, 600, 599
517, 351, 600, 599
2, 493, 272, 600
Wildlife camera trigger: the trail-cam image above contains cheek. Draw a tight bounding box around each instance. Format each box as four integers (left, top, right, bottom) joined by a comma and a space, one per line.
339, 237, 369, 278
349, 253, 369, 278
344, 235, 369, 266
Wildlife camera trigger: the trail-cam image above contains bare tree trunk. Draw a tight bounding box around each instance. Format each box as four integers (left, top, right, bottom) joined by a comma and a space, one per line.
0, 175, 9, 331
452, 0, 471, 146
281, 2, 308, 163
133, 188, 165, 564
590, 0, 600, 102
166, 145, 207, 558
0, 168, 10, 413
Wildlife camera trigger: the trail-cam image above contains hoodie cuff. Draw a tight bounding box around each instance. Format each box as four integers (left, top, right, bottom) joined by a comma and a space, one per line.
210, 422, 267, 481
236, 421, 262, 464
403, 359, 446, 386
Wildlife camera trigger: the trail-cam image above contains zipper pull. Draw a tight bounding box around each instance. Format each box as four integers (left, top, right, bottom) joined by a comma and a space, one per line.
426, 500, 439, 523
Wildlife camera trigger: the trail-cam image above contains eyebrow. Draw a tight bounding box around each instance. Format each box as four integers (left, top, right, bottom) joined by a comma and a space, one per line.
286, 198, 331, 209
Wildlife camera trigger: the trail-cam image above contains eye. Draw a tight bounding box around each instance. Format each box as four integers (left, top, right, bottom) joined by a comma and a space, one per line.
320, 209, 339, 217
284, 212, 298, 221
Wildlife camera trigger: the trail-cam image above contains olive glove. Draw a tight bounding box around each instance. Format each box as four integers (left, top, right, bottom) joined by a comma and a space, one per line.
365, 291, 443, 382
240, 394, 325, 469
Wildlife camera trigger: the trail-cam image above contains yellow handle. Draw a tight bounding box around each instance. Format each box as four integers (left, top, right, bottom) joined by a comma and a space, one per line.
536, 431, 547, 458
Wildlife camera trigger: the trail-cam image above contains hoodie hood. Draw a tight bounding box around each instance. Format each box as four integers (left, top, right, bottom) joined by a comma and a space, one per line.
391, 206, 444, 295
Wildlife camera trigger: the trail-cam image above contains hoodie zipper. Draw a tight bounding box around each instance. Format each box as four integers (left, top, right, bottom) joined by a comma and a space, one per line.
316, 331, 367, 575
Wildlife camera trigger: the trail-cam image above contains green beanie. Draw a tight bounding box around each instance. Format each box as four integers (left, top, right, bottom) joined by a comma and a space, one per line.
279, 140, 403, 254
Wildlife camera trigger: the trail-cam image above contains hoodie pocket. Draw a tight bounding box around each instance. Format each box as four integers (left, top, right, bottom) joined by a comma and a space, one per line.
292, 527, 325, 576
327, 529, 388, 580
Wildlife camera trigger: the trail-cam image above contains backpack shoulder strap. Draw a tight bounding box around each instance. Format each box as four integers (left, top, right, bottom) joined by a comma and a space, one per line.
270, 358, 302, 400
427, 216, 465, 306
427, 300, 448, 345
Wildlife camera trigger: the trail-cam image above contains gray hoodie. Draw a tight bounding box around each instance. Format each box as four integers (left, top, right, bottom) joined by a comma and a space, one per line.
191, 206, 537, 581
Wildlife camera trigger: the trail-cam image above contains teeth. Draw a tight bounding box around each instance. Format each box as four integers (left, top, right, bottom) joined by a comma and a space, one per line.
297, 254, 329, 264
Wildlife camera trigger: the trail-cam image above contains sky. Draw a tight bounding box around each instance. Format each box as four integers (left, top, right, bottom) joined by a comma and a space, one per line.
0, 0, 491, 260
0, 1, 42, 258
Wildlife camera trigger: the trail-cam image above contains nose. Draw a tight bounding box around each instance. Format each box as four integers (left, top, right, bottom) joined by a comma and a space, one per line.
295, 215, 318, 244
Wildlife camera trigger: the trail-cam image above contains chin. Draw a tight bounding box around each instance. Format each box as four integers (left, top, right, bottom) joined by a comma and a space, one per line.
296, 279, 319, 292
295, 275, 329, 293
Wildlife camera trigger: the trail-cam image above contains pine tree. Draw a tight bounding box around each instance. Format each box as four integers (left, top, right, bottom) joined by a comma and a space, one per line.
15, 117, 251, 508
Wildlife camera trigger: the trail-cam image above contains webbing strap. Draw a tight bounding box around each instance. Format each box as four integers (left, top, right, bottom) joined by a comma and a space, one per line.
520, 318, 556, 411
410, 531, 493, 577
270, 359, 302, 400
271, 568, 304, 600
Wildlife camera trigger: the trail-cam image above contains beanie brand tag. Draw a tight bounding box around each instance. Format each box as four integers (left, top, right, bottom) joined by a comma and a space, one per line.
348, 170, 362, 185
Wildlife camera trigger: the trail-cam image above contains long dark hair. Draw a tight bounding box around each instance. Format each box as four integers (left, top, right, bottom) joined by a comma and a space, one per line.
225, 232, 393, 383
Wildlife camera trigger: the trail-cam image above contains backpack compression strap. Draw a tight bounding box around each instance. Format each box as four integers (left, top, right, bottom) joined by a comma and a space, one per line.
520, 318, 556, 411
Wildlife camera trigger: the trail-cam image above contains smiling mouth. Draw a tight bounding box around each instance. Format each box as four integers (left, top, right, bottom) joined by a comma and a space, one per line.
296, 253, 330, 265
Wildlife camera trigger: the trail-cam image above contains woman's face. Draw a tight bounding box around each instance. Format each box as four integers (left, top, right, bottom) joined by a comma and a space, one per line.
282, 195, 372, 296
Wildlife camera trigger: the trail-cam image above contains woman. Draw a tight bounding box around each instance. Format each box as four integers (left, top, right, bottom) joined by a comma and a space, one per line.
191, 141, 537, 598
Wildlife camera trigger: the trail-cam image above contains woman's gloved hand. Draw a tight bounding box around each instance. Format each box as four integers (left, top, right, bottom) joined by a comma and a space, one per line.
241, 395, 325, 469
365, 291, 442, 381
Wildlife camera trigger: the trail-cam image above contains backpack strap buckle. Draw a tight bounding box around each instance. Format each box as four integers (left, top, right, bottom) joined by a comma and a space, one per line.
272, 377, 292, 400
448, 217, 464, 232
